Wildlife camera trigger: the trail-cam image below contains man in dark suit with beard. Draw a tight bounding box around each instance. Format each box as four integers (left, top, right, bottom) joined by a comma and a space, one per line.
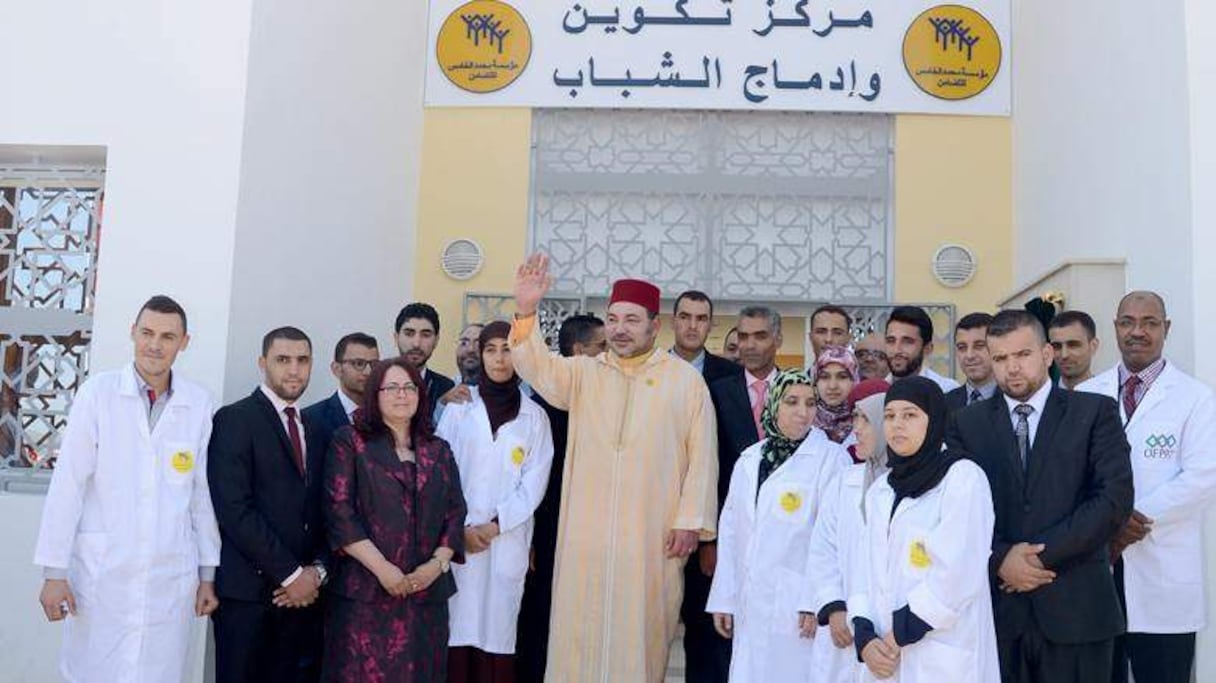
947, 310, 1133, 683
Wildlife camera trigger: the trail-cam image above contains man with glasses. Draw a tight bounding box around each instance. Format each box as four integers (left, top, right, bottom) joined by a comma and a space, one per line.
1079, 292, 1216, 683
854, 332, 890, 381
303, 332, 380, 454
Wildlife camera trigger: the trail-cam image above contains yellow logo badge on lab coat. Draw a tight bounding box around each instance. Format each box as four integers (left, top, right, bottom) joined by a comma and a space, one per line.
171, 451, 194, 474
909, 540, 931, 569
511, 446, 526, 466
779, 491, 802, 514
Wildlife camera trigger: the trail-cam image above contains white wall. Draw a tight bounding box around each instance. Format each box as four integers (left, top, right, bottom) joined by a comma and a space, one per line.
0, 2, 257, 680
220, 0, 428, 404
1185, 0, 1216, 678
1012, 0, 1196, 371
0, 0, 428, 678
1016, 0, 1216, 679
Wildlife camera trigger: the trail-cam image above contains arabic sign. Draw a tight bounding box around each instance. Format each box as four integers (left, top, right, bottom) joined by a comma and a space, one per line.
426, 0, 1010, 115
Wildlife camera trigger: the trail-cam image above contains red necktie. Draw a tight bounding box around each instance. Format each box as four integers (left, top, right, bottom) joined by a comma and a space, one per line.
284, 406, 305, 476
1122, 375, 1142, 419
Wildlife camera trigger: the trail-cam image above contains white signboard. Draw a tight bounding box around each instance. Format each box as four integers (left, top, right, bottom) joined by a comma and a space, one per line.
425, 0, 1011, 115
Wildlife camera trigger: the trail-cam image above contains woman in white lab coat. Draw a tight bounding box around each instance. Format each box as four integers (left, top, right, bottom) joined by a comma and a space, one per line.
706, 369, 851, 681
851, 376, 999, 682
437, 320, 554, 681
802, 378, 891, 683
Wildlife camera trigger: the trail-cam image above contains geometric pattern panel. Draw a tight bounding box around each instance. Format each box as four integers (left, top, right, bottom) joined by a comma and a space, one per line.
0, 167, 103, 474
464, 293, 586, 353
531, 109, 891, 302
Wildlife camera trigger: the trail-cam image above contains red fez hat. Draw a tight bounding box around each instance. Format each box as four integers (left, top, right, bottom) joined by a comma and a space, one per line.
609, 279, 661, 315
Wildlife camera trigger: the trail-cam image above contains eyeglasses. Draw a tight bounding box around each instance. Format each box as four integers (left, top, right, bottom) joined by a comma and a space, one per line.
855, 350, 888, 361
379, 383, 418, 395
340, 359, 376, 371
1115, 318, 1164, 333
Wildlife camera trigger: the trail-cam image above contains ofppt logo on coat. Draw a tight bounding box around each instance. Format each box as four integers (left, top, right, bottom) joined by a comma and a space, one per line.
436, 0, 533, 93
1144, 433, 1178, 460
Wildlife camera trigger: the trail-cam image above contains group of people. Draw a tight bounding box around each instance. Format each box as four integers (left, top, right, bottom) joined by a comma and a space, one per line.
30, 252, 1216, 683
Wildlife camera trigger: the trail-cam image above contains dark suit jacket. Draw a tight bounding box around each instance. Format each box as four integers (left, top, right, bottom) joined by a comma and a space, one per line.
946, 388, 1133, 645
208, 389, 328, 602
702, 351, 741, 386
302, 391, 350, 456
324, 428, 465, 604
424, 369, 455, 425
708, 372, 763, 509
945, 386, 968, 414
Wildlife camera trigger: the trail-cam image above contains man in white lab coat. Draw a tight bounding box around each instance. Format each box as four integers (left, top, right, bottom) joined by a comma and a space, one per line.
1079, 291, 1216, 683
34, 295, 221, 682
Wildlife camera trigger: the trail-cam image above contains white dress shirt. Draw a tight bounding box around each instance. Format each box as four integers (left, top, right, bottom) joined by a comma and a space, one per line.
337, 389, 359, 422
1002, 379, 1052, 446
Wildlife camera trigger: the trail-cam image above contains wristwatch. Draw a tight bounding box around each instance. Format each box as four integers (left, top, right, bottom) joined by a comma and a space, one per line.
313, 562, 328, 586
433, 555, 451, 574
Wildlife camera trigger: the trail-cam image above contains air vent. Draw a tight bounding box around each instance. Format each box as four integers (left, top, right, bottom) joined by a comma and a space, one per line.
440, 239, 484, 281
932, 244, 977, 288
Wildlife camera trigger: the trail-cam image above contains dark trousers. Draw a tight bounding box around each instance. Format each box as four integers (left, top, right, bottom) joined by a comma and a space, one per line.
449, 646, 515, 683
1112, 560, 1196, 683
213, 597, 323, 683
516, 561, 555, 682
998, 627, 1113, 683
680, 551, 731, 683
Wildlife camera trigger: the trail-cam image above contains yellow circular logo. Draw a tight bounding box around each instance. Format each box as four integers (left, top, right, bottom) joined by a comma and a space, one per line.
436, 0, 532, 94
779, 491, 802, 514
511, 446, 527, 466
902, 5, 1001, 101
171, 451, 194, 474
909, 540, 932, 569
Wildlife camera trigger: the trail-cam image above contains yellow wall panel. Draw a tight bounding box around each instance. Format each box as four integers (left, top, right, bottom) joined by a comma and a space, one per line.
892, 115, 1013, 317
413, 107, 532, 376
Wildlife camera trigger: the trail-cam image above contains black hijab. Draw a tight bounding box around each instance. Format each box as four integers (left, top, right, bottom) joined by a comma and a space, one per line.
478, 321, 521, 435
884, 376, 963, 504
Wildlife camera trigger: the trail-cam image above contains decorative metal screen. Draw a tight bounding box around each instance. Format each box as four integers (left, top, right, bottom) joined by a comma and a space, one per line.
464, 293, 585, 352
0, 164, 103, 484
531, 109, 892, 301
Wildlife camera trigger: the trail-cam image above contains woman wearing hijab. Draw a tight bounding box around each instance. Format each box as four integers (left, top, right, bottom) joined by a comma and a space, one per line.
705, 369, 851, 681
815, 345, 860, 447
850, 377, 998, 682
437, 321, 555, 682
802, 378, 891, 683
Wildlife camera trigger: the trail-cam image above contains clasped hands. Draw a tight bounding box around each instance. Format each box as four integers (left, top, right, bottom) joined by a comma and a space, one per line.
998, 542, 1055, 594
465, 522, 501, 554
375, 559, 444, 599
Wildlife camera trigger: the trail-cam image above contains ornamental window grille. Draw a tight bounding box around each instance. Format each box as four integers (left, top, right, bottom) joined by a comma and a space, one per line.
0, 156, 104, 487
529, 109, 893, 302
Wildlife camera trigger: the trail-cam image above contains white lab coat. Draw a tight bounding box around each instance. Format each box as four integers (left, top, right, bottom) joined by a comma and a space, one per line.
437, 388, 554, 653
850, 459, 999, 683
33, 364, 221, 683
1079, 362, 1216, 633
705, 431, 850, 682
802, 462, 868, 683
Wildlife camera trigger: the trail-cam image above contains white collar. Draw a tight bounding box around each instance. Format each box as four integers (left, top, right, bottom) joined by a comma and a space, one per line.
259, 384, 298, 414
1003, 378, 1051, 417
337, 389, 359, 418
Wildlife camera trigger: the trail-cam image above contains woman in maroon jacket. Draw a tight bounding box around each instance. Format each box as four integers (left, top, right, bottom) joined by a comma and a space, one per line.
322, 357, 467, 682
